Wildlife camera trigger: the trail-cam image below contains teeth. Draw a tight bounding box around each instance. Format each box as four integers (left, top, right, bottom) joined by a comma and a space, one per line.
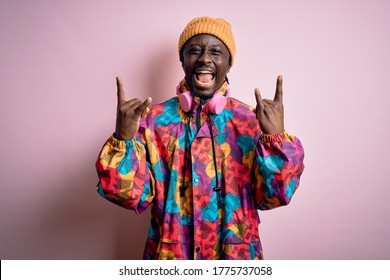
196, 71, 213, 74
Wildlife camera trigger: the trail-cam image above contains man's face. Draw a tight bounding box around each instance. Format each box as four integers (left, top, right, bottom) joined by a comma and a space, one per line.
181, 34, 231, 96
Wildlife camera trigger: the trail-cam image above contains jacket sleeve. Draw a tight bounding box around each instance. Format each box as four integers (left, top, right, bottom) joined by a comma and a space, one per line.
253, 131, 305, 210
95, 134, 155, 214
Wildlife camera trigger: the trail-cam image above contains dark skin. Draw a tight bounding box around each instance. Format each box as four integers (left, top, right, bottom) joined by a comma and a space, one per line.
115, 34, 284, 140
115, 77, 152, 141
254, 75, 285, 135
181, 34, 231, 97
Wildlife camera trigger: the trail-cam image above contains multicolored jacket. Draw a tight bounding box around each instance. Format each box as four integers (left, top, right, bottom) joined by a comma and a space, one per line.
96, 80, 305, 260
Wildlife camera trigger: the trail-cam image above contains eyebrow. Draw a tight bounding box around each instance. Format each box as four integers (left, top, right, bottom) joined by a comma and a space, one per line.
187, 43, 223, 48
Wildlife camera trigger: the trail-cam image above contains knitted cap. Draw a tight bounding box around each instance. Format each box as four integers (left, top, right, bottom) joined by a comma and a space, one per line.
178, 16, 236, 66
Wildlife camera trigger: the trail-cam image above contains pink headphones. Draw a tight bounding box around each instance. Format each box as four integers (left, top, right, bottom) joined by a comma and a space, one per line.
176, 87, 229, 114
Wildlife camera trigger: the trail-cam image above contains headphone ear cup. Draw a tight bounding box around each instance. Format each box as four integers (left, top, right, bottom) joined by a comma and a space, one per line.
178, 91, 192, 112
209, 94, 226, 114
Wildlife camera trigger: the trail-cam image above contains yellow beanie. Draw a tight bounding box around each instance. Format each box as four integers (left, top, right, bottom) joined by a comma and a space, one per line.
178, 16, 236, 66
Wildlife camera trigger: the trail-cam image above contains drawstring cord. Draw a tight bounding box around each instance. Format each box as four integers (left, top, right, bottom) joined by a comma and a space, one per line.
209, 115, 224, 258
180, 116, 191, 197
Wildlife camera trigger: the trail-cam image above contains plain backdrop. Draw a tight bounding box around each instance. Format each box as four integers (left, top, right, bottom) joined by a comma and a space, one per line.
1, 0, 389, 260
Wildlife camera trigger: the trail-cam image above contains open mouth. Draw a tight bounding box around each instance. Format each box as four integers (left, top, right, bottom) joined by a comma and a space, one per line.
194, 70, 215, 86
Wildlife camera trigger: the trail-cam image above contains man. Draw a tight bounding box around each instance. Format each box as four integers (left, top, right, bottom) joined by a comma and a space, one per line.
96, 16, 305, 260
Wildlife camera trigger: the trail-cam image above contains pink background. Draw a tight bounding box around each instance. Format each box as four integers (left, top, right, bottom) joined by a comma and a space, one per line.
1, 0, 389, 260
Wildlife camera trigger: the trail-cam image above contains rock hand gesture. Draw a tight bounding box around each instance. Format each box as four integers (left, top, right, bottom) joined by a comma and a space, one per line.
254, 75, 285, 135
114, 77, 152, 141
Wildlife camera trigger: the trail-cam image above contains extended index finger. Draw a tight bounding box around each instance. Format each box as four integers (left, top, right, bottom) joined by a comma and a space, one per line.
273, 75, 283, 102
116, 76, 126, 103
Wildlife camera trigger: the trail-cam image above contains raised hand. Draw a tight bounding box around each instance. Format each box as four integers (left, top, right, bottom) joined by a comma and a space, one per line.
254, 75, 285, 134
115, 76, 152, 140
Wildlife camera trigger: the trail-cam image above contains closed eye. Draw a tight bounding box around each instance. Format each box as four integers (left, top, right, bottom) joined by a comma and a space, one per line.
210, 48, 223, 55
188, 48, 202, 54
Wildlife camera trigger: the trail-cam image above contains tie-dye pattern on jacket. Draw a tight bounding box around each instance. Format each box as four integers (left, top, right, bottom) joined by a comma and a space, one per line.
96, 80, 305, 260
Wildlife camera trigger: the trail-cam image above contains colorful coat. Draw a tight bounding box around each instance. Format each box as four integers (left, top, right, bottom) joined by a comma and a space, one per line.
96, 81, 305, 260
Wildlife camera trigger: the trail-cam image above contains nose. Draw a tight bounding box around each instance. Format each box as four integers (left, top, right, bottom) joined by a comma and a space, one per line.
198, 50, 212, 64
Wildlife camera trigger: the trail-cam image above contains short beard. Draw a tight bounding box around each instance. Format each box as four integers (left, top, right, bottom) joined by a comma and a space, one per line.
190, 89, 214, 100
